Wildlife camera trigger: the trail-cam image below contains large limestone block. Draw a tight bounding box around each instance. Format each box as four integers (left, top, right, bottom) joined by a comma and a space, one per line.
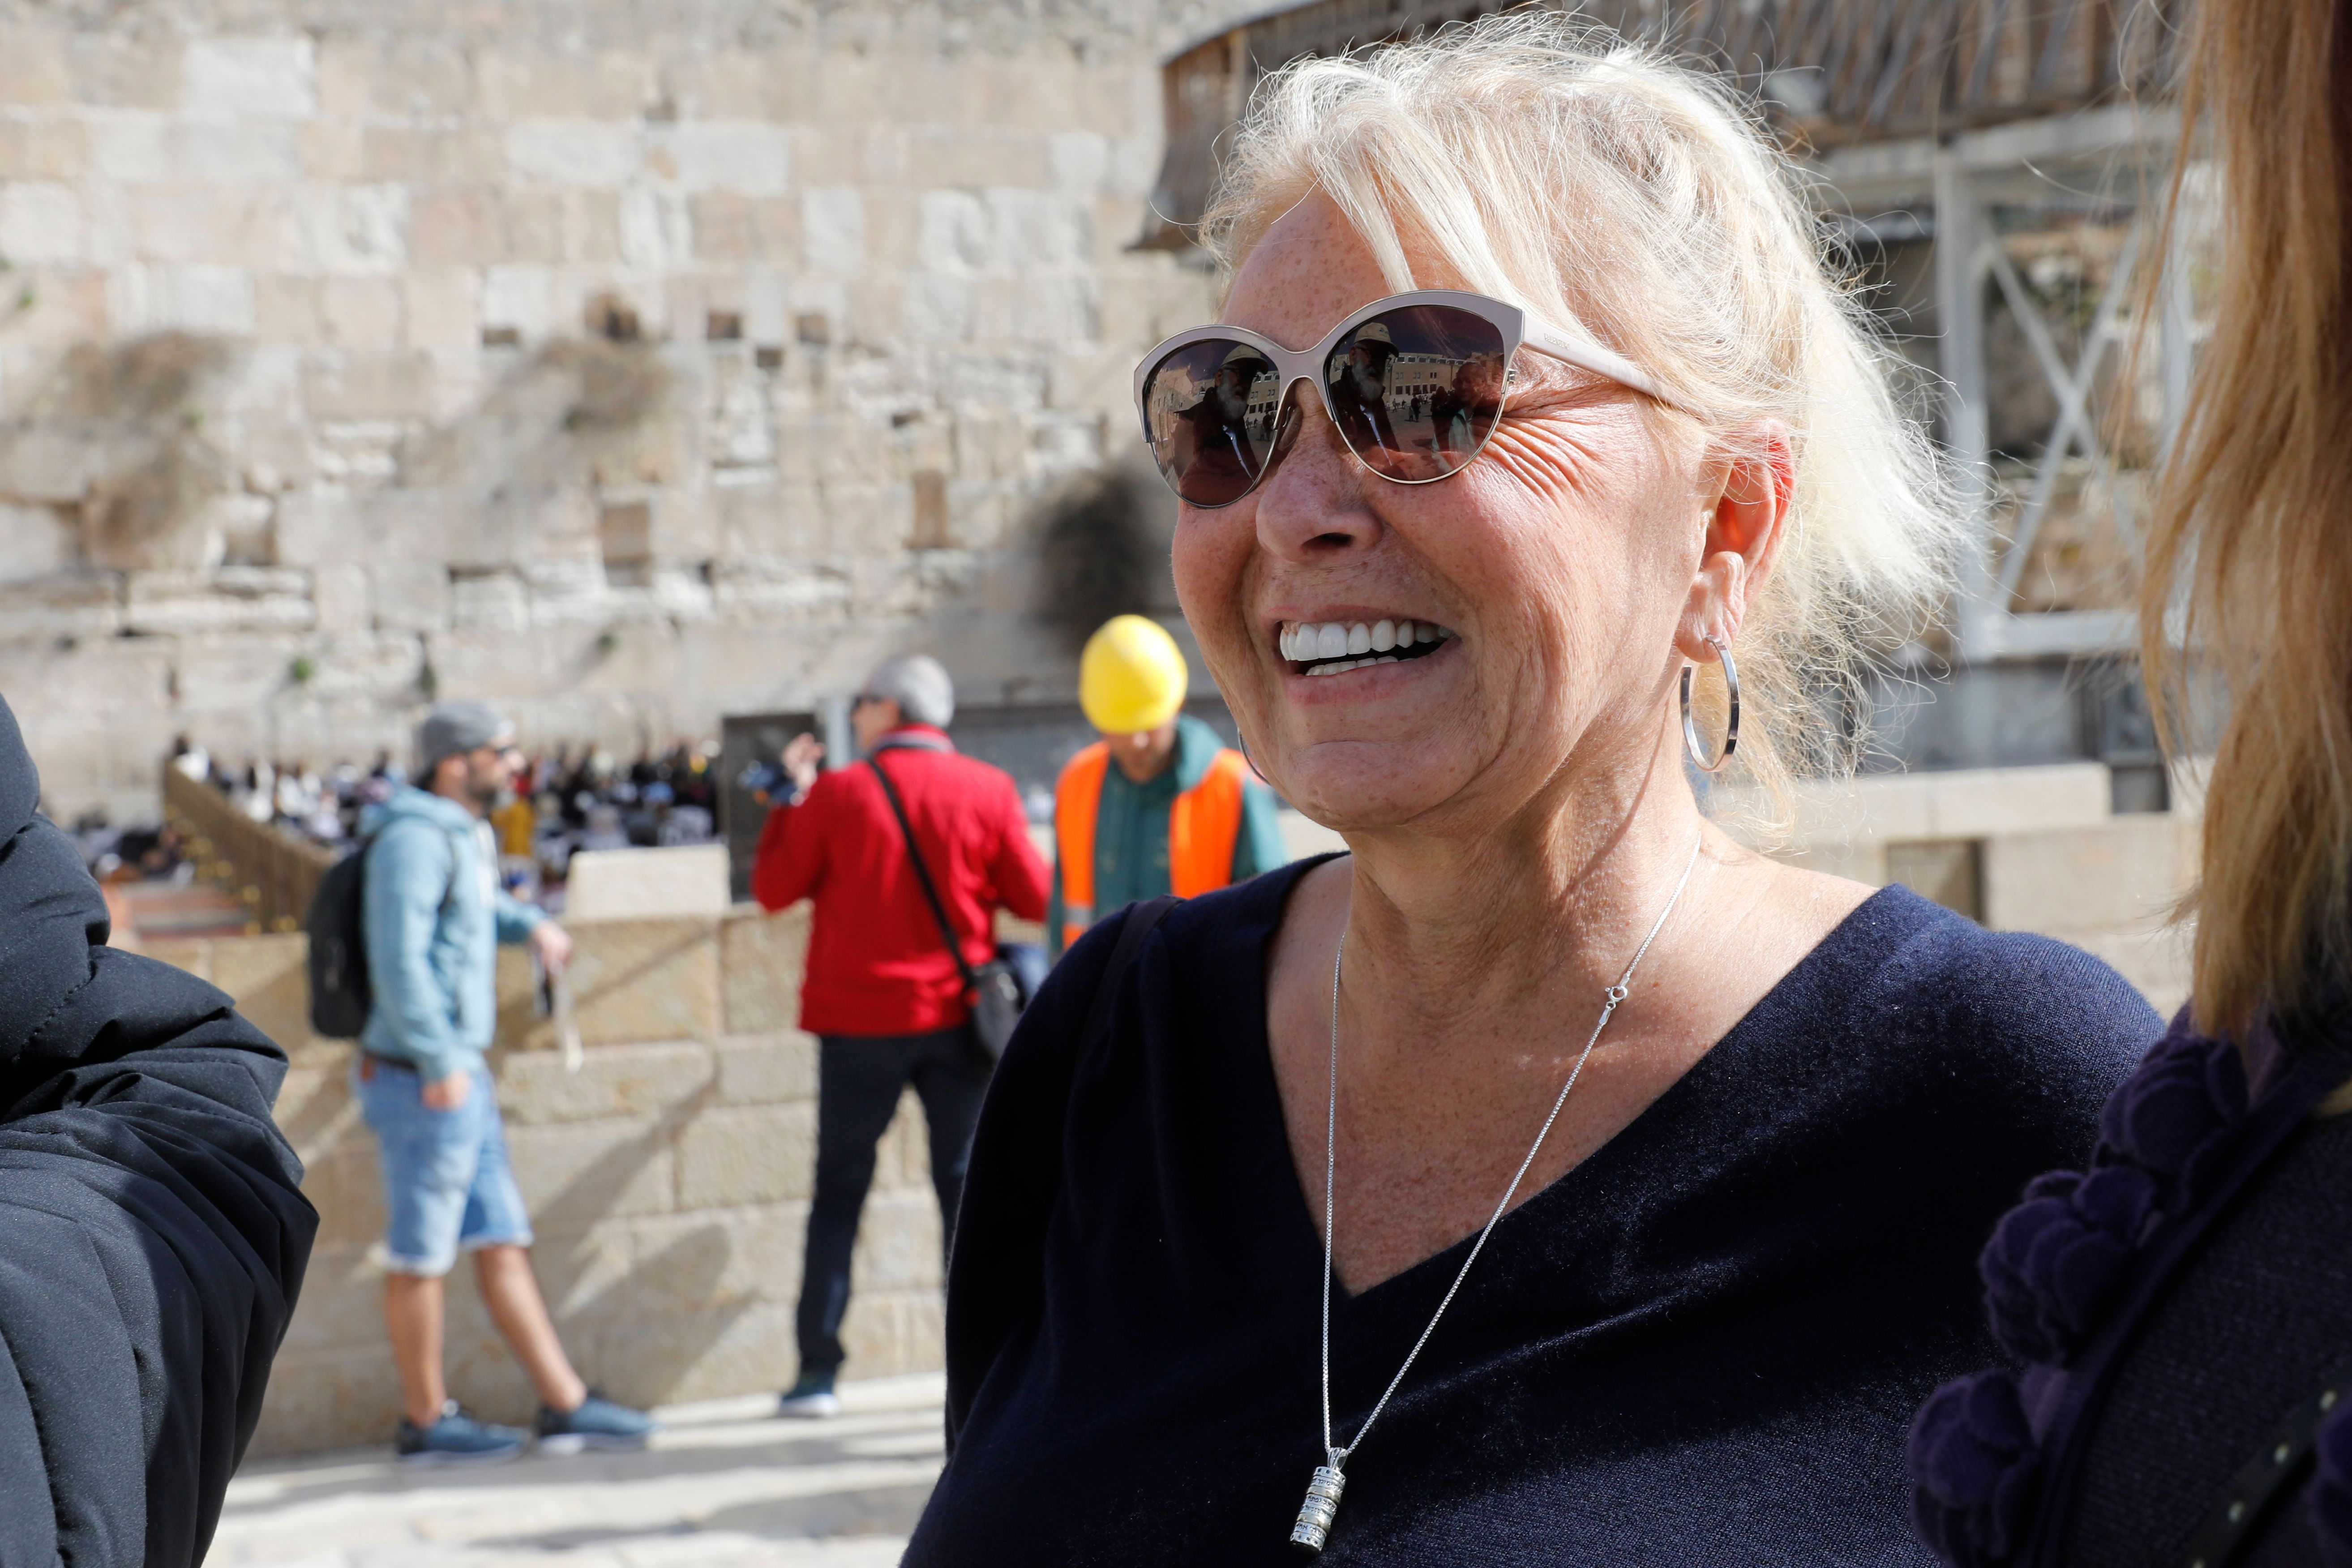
503, 1114, 677, 1224
1983, 815, 2196, 936
0, 120, 90, 184
0, 184, 82, 266
112, 263, 256, 335
409, 186, 506, 267
507, 120, 639, 186
561, 916, 721, 1047
713, 1033, 817, 1105
801, 187, 865, 274
576, 1298, 797, 1411
721, 904, 809, 1037
0, 427, 106, 503
402, 267, 478, 351
367, 559, 450, 630
1770, 763, 2115, 854
607, 1204, 810, 1315
67, 34, 183, 111
0, 26, 69, 108
184, 37, 318, 120
565, 844, 728, 921
301, 349, 436, 421
513, 1217, 638, 1321
649, 123, 793, 194
124, 567, 316, 636
302, 1145, 390, 1251
273, 1242, 386, 1356
495, 1039, 714, 1126
198, 930, 321, 1050
837, 1287, 946, 1379
273, 1057, 364, 1156
674, 1100, 817, 1209
245, 1341, 405, 1457
0, 503, 71, 584
849, 1190, 943, 1292
874, 1088, 936, 1194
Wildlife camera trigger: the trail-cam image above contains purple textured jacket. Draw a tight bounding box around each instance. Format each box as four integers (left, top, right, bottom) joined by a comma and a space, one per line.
1910, 1012, 2352, 1566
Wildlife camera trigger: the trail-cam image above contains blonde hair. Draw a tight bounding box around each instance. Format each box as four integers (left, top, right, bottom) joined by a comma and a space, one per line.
1199, 13, 1955, 825
2142, 0, 2352, 1044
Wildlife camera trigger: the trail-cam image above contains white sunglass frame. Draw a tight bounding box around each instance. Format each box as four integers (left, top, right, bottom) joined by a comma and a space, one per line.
1131, 288, 1673, 508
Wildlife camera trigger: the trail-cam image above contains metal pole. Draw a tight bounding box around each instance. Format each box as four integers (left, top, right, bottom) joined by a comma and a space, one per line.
1934, 150, 2000, 661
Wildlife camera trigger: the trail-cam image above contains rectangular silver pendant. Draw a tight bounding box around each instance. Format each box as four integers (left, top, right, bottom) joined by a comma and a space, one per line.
1290, 1464, 1346, 1555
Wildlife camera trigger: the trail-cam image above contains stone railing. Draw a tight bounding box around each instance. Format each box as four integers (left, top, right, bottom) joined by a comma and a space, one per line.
160, 767, 339, 934
148, 904, 947, 1457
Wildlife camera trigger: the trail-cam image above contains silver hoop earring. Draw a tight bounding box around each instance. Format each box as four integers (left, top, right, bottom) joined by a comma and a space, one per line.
1680, 636, 1739, 773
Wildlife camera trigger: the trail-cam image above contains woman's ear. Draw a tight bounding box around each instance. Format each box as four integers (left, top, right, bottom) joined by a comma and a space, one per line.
1676, 420, 1794, 662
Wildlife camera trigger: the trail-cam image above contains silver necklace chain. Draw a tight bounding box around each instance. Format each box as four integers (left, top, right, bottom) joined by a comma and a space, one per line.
1304, 831, 1704, 1535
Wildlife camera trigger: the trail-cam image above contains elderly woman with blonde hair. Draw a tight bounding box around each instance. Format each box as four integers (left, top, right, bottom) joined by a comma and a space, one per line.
908, 17, 2158, 1563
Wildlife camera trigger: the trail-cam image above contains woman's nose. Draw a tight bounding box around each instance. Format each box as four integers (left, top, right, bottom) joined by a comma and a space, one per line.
1251, 391, 1384, 564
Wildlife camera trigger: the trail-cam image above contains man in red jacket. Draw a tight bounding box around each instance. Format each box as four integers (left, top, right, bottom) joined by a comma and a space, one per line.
751, 653, 1049, 1416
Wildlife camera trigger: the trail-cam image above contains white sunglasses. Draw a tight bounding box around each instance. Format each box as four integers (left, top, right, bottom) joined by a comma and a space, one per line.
1133, 288, 1672, 507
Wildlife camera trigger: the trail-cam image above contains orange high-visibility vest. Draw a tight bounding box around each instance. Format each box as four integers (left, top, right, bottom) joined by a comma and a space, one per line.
1055, 742, 1249, 949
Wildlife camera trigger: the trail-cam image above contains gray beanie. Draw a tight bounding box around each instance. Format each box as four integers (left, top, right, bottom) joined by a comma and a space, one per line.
865, 654, 955, 729
416, 701, 514, 778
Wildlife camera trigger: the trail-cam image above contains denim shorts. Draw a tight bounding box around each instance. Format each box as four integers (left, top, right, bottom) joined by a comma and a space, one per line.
353, 1057, 533, 1277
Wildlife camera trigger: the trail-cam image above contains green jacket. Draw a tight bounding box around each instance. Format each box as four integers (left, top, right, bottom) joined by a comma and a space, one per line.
1048, 714, 1290, 956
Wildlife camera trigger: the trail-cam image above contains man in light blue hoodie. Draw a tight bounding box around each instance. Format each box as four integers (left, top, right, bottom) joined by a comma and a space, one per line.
357, 700, 655, 1463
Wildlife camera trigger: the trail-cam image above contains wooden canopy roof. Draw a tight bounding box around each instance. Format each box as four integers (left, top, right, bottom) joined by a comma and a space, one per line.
1140, 0, 2184, 248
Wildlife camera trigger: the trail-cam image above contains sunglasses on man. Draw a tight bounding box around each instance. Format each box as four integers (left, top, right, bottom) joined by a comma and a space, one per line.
1133, 289, 1673, 509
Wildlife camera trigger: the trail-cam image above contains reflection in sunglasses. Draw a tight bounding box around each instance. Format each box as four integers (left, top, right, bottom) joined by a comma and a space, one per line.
1142, 303, 1511, 503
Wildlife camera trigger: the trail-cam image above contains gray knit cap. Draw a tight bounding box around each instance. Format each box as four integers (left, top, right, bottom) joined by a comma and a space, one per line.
416, 701, 514, 778
864, 654, 955, 729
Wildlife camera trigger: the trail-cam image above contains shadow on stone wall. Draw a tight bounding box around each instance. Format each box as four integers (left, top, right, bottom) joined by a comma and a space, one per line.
152, 903, 948, 1457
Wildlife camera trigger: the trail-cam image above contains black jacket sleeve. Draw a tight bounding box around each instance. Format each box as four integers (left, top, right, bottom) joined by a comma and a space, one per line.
0, 696, 317, 1568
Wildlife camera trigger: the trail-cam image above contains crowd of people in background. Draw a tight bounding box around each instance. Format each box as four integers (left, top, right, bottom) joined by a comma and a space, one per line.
68, 736, 727, 894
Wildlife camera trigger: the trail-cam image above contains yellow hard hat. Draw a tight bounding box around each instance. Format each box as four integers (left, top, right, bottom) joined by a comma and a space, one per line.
1080, 615, 1189, 735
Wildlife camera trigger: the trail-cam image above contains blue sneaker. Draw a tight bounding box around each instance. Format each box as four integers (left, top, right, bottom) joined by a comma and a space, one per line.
396, 1401, 527, 1465
536, 1388, 658, 1455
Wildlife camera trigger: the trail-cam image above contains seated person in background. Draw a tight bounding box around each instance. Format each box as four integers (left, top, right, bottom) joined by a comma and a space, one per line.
0, 692, 316, 1565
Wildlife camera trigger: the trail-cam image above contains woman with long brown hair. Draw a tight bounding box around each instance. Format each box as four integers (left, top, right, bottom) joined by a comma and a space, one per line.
1909, 3, 2352, 1563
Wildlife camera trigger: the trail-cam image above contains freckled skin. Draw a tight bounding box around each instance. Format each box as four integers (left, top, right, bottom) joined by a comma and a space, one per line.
1170, 195, 1874, 1293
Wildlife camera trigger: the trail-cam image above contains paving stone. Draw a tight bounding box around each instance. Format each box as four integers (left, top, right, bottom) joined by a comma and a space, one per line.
220, 1375, 945, 1563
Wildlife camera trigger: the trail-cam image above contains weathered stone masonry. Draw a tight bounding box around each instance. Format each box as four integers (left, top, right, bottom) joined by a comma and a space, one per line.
0, 0, 1252, 821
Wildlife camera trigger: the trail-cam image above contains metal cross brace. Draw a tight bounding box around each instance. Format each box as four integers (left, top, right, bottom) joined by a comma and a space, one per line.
1985, 221, 2144, 603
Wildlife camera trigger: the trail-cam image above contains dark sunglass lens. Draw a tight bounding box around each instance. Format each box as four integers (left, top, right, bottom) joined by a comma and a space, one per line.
1323, 306, 1508, 482
1142, 340, 1283, 506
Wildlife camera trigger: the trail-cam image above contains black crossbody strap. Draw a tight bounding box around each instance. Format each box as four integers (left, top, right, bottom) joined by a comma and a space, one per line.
869, 756, 981, 994
2177, 1346, 2352, 1568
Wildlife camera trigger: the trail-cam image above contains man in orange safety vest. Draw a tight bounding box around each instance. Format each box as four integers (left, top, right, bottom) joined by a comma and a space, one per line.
1050, 616, 1289, 955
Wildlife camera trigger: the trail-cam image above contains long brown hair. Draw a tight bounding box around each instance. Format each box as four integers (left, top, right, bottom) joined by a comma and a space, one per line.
2142, 0, 2352, 1045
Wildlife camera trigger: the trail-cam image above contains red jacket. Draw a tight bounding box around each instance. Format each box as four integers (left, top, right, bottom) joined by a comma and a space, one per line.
751, 728, 1050, 1037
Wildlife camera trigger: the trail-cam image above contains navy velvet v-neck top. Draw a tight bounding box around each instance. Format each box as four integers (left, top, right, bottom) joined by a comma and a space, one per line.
907, 859, 2161, 1566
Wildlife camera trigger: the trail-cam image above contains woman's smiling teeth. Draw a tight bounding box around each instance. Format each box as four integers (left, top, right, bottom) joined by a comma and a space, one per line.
1277, 617, 1457, 676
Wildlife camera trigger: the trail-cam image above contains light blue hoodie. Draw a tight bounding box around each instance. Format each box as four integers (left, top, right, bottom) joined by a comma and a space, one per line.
359, 785, 544, 1083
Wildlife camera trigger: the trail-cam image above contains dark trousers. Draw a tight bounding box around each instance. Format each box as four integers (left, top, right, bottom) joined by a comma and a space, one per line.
796, 1027, 991, 1377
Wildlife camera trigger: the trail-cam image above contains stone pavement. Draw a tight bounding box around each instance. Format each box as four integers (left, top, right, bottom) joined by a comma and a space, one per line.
206, 1373, 943, 1567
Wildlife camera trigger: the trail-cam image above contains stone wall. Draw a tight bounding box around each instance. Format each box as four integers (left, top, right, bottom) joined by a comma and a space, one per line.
0, 0, 1256, 823
1749, 761, 2199, 1015
150, 900, 950, 1458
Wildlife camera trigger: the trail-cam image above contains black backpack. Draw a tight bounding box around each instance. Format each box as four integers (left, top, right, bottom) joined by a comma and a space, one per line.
306, 839, 375, 1038
305, 823, 463, 1038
